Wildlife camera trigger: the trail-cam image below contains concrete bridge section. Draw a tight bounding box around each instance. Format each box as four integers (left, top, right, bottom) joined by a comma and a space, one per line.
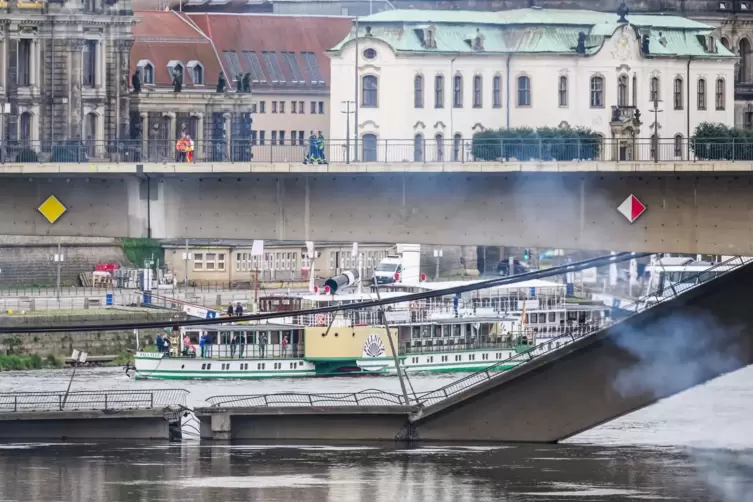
5, 162, 753, 254
0, 389, 186, 440
411, 258, 753, 442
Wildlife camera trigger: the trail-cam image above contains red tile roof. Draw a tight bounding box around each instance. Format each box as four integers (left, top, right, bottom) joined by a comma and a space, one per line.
132, 11, 222, 87
131, 12, 353, 90
186, 13, 352, 88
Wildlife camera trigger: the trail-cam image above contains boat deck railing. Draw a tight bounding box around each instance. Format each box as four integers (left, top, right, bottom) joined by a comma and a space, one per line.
0, 389, 189, 412
202, 256, 751, 410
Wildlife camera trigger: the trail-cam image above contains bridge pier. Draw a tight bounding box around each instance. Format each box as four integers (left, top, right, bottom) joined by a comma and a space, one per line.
196, 406, 416, 442
0, 409, 178, 440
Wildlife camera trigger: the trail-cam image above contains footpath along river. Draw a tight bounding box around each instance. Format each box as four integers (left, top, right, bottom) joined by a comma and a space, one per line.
0, 366, 751, 501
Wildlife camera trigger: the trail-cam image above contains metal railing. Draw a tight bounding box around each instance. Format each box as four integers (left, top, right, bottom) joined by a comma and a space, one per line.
1, 138, 751, 164
415, 255, 752, 407
206, 389, 410, 408
0, 389, 189, 412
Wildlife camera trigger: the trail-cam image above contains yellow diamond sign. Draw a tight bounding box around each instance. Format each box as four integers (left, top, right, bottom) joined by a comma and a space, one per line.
38, 195, 66, 224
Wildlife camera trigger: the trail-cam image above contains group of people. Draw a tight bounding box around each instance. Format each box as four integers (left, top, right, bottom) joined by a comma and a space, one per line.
155, 333, 173, 355
304, 131, 327, 165
175, 133, 195, 162
178, 331, 292, 359
226, 302, 244, 317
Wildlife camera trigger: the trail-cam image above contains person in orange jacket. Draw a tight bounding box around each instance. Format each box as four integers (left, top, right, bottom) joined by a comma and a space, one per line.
175, 134, 187, 162
185, 135, 195, 163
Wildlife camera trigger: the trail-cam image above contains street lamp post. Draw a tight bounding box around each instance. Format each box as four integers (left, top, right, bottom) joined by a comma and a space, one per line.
353, 17, 360, 162
53, 244, 64, 304
649, 98, 663, 162
341, 100, 355, 164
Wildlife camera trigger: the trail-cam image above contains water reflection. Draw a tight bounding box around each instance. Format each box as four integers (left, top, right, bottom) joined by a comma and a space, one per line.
0, 442, 736, 501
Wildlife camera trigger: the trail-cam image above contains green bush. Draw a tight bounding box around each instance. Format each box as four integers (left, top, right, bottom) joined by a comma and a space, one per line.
691, 122, 753, 160
471, 126, 602, 161
14, 148, 38, 163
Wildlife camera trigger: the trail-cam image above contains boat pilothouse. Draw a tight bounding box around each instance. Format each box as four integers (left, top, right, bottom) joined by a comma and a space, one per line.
643, 255, 746, 303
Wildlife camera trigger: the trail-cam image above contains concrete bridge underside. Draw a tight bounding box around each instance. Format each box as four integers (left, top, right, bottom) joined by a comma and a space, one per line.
3, 173, 753, 254
410, 260, 753, 442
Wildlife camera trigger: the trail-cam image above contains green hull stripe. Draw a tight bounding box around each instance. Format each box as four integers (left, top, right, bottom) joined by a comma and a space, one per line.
134, 364, 518, 380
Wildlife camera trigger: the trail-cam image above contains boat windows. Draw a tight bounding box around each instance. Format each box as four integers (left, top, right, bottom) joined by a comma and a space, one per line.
455, 355, 461, 361
206, 364, 211, 370
452, 324, 461, 337
548, 312, 556, 322
201, 363, 206, 370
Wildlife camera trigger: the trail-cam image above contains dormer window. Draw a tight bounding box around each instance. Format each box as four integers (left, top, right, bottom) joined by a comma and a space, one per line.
708, 35, 717, 53
187, 60, 204, 85
415, 25, 437, 49
426, 25, 436, 49
167, 60, 184, 82
465, 28, 485, 51
136, 59, 155, 85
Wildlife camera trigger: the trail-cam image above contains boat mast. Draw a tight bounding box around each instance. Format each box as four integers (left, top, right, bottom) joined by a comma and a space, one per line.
372, 276, 411, 405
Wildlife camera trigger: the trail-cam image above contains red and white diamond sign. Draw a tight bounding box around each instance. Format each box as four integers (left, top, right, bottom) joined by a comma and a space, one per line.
617, 194, 646, 223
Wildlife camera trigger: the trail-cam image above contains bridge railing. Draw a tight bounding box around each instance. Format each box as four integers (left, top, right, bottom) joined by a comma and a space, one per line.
0, 137, 746, 164
416, 255, 753, 407
206, 389, 410, 408
0, 389, 189, 412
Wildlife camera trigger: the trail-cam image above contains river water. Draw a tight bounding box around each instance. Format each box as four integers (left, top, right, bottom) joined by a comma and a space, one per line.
0, 366, 752, 501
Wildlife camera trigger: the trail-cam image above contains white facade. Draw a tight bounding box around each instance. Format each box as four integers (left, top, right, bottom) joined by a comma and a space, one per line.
329, 12, 736, 162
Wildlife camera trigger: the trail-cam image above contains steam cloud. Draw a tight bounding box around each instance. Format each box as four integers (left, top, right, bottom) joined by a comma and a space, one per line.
611, 312, 745, 401
610, 311, 752, 502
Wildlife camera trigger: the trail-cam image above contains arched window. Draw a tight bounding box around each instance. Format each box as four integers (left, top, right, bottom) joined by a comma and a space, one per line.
143, 63, 155, 84
473, 75, 482, 108
716, 78, 726, 110
435, 133, 444, 161
361, 76, 378, 107
413, 134, 424, 162
590, 76, 604, 108
434, 75, 444, 109
192, 65, 203, 85
492, 75, 502, 108
19, 112, 32, 145
558, 76, 568, 107
740, 38, 751, 83
697, 78, 707, 110
674, 134, 683, 158
673, 77, 683, 110
721, 37, 730, 50
362, 133, 377, 162
650, 76, 660, 103
517, 75, 530, 106
453, 133, 462, 161
453, 74, 463, 108
414, 75, 424, 108
617, 75, 628, 106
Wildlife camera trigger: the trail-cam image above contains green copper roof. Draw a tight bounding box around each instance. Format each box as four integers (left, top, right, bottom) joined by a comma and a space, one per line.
329, 8, 735, 58
359, 8, 711, 30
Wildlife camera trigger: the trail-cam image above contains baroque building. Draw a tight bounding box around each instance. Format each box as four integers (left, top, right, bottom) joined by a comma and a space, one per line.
0, 0, 135, 160
328, 8, 736, 162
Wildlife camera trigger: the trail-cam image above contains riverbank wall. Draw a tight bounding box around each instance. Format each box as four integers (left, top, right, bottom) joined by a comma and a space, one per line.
0, 308, 186, 357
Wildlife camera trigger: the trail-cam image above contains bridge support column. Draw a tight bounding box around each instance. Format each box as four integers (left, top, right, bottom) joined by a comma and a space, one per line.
205, 412, 231, 441
461, 246, 479, 276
